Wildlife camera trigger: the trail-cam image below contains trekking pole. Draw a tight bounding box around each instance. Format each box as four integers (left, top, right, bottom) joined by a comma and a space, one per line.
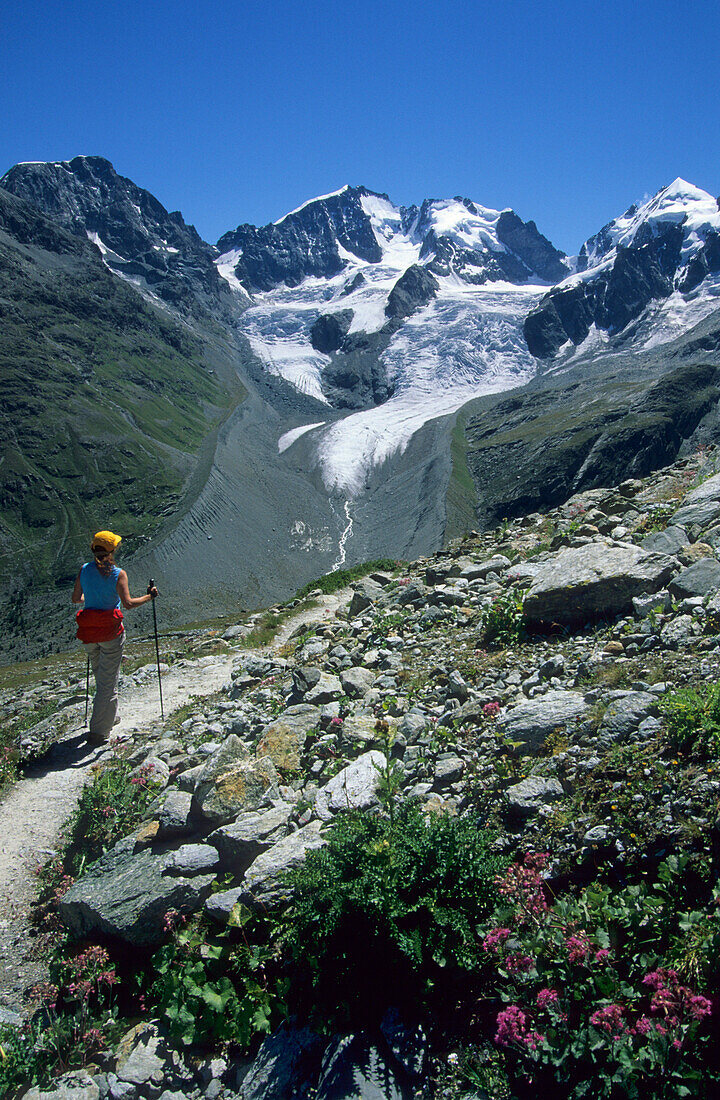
149, 578, 164, 719
84, 655, 90, 727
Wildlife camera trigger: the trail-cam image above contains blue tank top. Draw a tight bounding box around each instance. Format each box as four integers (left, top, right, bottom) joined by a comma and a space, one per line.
80, 562, 121, 610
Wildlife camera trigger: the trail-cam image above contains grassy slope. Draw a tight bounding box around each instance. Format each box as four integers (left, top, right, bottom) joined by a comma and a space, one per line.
0, 191, 243, 655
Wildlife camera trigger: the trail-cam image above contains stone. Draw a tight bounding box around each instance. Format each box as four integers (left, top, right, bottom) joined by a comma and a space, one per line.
670, 500, 720, 529
192, 737, 280, 825
341, 714, 381, 745
433, 754, 464, 787
506, 776, 564, 818
164, 844, 219, 876
256, 705, 321, 773
59, 841, 214, 945
205, 885, 244, 924
240, 821, 327, 909
681, 471, 720, 505
315, 751, 386, 820
641, 526, 689, 555
380, 1007, 427, 1080
397, 712, 429, 741
459, 555, 511, 581
157, 789, 194, 838
678, 542, 715, 565
340, 667, 376, 698
598, 692, 659, 742
237, 1022, 325, 1100
316, 1033, 413, 1100
661, 615, 700, 648
668, 559, 720, 599
304, 673, 343, 707
209, 803, 293, 873
115, 1024, 166, 1085
21, 1071, 100, 1100
632, 591, 671, 618
520, 542, 675, 625
497, 691, 588, 753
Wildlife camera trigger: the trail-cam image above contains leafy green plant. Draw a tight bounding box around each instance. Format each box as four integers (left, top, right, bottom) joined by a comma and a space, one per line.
659, 685, 720, 758
372, 718, 404, 821
148, 910, 283, 1050
479, 589, 527, 647
277, 803, 507, 1029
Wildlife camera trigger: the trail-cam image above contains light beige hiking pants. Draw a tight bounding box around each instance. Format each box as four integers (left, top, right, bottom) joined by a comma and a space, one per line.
85, 631, 125, 738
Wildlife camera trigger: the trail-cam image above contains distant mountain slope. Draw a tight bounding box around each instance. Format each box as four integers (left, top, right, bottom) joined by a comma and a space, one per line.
0, 185, 241, 655
1, 156, 243, 321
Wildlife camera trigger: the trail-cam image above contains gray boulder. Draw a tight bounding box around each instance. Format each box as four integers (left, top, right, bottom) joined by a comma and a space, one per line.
497, 690, 588, 753
521, 541, 675, 625
21, 1072, 100, 1100
506, 776, 564, 819
460, 555, 511, 581
661, 614, 701, 648
59, 840, 214, 945
164, 844, 219, 876
315, 751, 386, 820
240, 821, 327, 909
682, 471, 720, 504
192, 736, 280, 825
668, 558, 720, 599
237, 1022, 325, 1100
598, 692, 659, 743
340, 667, 376, 698
670, 500, 720, 529
316, 1034, 413, 1100
304, 673, 343, 706
157, 789, 194, 838
641, 526, 689, 555
209, 803, 293, 873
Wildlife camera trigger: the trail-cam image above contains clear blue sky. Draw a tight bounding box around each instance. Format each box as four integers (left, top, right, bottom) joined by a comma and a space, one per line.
2, 0, 718, 255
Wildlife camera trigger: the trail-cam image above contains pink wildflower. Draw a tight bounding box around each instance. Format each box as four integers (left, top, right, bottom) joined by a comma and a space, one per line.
482, 701, 501, 719
482, 927, 511, 954
536, 988, 560, 1009
594, 948, 611, 964
565, 933, 591, 964
589, 1003, 627, 1038
505, 952, 534, 974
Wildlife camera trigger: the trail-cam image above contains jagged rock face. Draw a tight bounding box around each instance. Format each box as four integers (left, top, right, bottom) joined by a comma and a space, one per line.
0, 156, 236, 318
385, 263, 439, 320
310, 309, 354, 353
217, 185, 384, 292
525, 222, 685, 358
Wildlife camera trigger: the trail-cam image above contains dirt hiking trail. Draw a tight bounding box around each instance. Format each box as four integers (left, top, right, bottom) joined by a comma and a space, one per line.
0, 590, 348, 1016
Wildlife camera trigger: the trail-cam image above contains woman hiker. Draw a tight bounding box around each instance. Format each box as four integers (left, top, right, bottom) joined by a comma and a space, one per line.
72, 530, 158, 745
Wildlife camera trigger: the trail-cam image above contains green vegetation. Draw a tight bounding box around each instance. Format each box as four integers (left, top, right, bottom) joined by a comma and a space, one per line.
478, 588, 527, 647
295, 558, 402, 599
659, 685, 720, 758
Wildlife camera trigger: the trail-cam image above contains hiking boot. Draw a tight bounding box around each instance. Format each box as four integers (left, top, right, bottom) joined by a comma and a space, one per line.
86, 732, 109, 746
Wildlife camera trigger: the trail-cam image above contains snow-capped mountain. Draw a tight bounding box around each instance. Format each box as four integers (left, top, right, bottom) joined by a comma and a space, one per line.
525, 179, 720, 360
216, 186, 571, 495
3, 157, 720, 657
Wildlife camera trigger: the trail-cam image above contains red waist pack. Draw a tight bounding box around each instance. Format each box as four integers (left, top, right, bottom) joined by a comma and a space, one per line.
76, 608, 124, 643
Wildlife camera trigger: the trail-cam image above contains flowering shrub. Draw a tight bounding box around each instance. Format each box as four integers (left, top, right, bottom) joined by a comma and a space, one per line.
479, 589, 526, 647
480, 853, 716, 1097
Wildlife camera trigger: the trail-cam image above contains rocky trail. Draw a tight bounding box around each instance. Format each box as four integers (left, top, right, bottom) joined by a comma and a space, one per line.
0, 591, 347, 1019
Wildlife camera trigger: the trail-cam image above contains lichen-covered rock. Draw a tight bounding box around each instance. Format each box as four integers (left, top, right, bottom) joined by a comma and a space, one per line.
21, 1071, 100, 1100
668, 558, 720, 599
598, 692, 659, 743
255, 705, 321, 773
192, 736, 280, 825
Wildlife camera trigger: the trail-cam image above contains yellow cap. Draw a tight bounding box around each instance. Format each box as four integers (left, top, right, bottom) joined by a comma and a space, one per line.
92, 530, 122, 551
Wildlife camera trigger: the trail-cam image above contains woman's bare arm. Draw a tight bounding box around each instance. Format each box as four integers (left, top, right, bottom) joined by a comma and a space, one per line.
116, 570, 157, 610
72, 570, 84, 604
